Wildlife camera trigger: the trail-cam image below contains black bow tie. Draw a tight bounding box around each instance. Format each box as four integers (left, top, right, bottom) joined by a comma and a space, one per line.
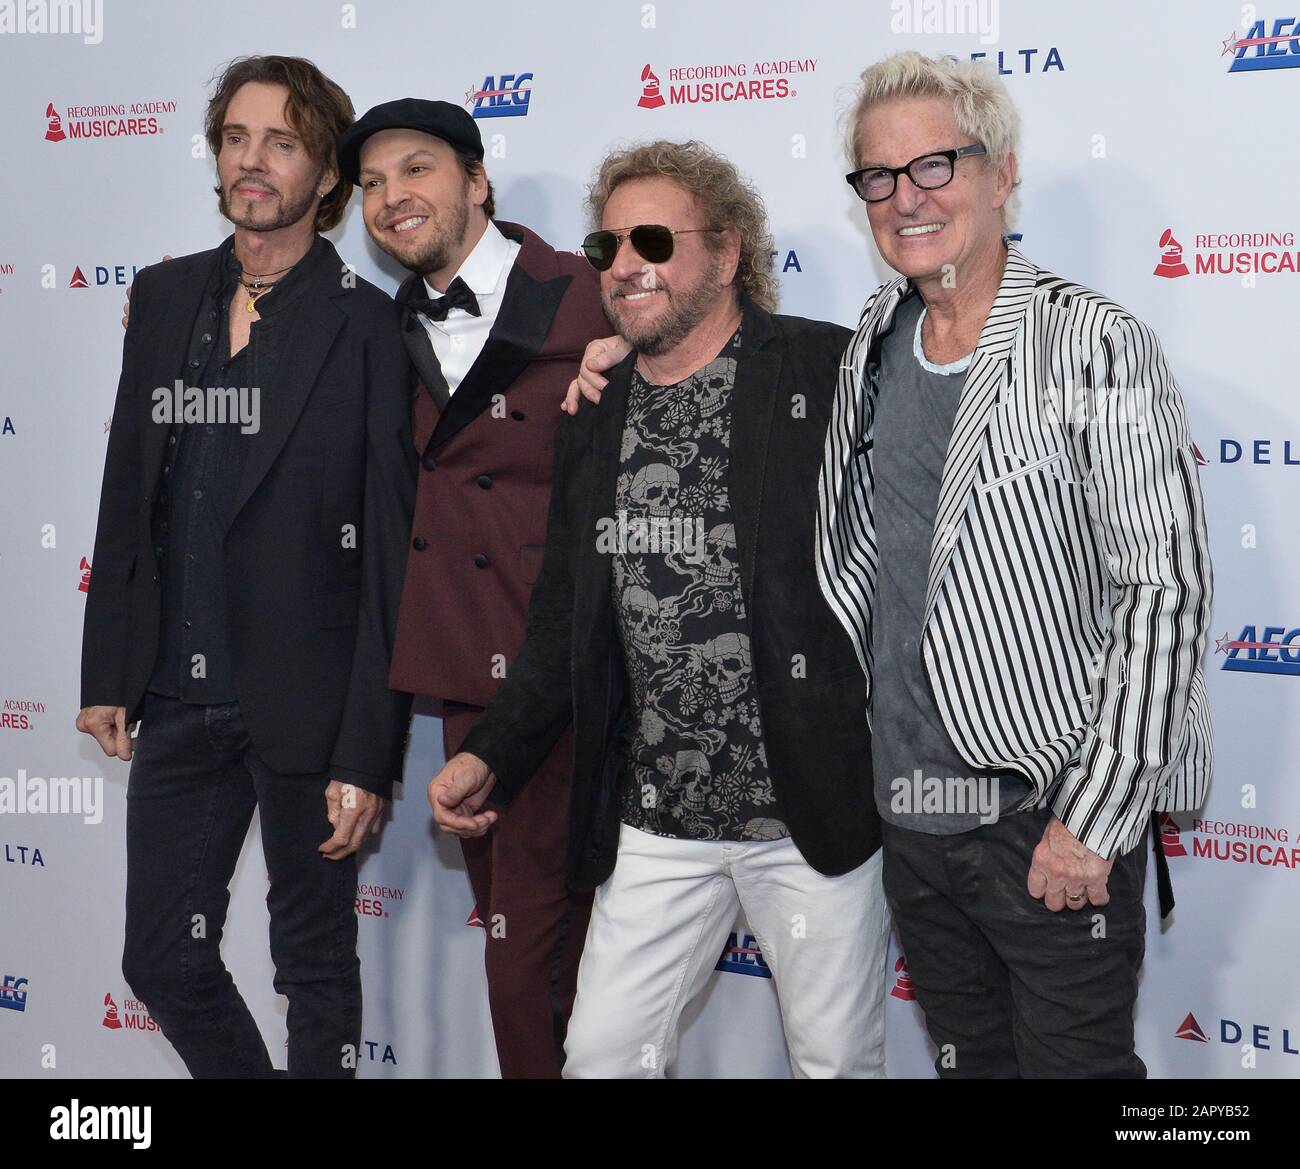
405, 276, 482, 324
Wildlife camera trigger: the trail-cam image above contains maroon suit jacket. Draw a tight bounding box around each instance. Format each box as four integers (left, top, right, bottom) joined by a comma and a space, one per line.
389, 221, 607, 707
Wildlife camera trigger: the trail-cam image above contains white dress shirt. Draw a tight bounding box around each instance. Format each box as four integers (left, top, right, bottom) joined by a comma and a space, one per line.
418, 220, 521, 396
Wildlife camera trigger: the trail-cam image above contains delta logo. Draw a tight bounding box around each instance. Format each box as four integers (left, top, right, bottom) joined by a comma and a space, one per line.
78, 556, 91, 593
44, 98, 175, 142
1153, 226, 1300, 278
360, 1039, 397, 1065
465, 72, 532, 118
1221, 18, 1300, 71
355, 881, 404, 919
1217, 624, 1300, 676
1, 698, 44, 732
890, 956, 916, 1001
1160, 813, 1300, 872
67, 263, 142, 289
715, 931, 772, 977
4, 842, 45, 867
1177, 1010, 1299, 1056
1210, 437, 1300, 466
967, 46, 1065, 74
636, 57, 816, 109
101, 992, 159, 1033
466, 903, 484, 928
0, 974, 29, 1013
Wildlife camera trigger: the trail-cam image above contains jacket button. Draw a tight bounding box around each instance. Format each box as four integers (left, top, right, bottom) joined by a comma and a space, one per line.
422, 454, 437, 472
412, 536, 427, 551
476, 474, 493, 490
510, 409, 526, 421
473, 553, 489, 569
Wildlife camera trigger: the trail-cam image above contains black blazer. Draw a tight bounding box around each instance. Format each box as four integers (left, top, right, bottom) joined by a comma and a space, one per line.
463, 301, 879, 890
81, 236, 417, 797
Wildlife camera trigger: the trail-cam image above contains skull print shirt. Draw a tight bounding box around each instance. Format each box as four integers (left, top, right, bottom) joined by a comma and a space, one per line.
610, 332, 788, 843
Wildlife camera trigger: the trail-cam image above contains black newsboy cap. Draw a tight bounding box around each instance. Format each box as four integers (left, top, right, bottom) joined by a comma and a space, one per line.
337, 98, 484, 184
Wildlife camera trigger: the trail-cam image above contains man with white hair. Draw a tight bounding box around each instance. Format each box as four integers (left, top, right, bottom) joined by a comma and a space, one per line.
817, 51, 1213, 1077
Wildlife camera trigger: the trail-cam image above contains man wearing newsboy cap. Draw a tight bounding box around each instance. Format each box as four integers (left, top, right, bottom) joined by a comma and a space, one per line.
338, 99, 608, 1077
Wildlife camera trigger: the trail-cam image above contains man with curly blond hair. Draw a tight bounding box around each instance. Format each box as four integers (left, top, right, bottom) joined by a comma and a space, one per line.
428, 140, 887, 1078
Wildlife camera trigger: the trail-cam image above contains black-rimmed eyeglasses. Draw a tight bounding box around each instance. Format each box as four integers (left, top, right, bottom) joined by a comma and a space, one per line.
845, 143, 987, 203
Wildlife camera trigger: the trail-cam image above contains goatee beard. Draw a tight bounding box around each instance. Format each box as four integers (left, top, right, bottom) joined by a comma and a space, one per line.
409, 197, 471, 281
218, 166, 324, 233
607, 258, 723, 358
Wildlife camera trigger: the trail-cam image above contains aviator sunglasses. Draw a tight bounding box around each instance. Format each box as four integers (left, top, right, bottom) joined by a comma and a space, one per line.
581, 224, 722, 271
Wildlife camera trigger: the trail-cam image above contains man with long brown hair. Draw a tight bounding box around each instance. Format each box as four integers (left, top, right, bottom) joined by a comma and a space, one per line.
76, 56, 416, 1078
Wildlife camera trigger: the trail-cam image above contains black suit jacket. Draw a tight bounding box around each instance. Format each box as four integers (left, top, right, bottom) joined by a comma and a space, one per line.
462, 301, 880, 889
81, 235, 417, 797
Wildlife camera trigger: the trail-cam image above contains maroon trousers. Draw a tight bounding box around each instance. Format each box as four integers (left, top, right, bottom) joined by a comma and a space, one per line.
443, 705, 591, 1079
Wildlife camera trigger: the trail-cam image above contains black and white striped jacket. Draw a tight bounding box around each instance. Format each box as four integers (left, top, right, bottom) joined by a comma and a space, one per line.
815, 244, 1213, 858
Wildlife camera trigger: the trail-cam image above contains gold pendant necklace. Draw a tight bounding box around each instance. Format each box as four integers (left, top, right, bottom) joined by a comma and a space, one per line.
238, 260, 294, 313
242, 281, 270, 313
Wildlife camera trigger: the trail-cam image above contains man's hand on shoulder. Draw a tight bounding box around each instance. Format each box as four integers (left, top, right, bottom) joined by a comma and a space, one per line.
121, 254, 173, 330
562, 334, 632, 414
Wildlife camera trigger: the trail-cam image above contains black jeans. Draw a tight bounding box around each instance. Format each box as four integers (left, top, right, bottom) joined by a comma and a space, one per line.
882, 806, 1148, 1078
122, 693, 360, 1078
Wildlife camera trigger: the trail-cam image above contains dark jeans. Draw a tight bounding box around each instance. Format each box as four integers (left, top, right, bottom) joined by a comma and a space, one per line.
882, 806, 1148, 1078
122, 692, 360, 1078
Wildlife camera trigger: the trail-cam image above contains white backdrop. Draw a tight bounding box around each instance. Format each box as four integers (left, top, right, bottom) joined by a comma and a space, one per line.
1, 0, 1298, 1079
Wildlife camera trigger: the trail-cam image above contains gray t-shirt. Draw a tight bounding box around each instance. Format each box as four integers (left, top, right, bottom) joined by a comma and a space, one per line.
871, 291, 1033, 833
611, 335, 787, 843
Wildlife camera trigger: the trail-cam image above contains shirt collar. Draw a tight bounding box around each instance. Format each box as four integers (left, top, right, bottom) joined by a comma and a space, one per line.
423, 219, 510, 301
219, 233, 330, 318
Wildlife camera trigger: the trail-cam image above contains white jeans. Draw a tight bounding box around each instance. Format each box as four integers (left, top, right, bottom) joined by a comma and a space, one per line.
563, 823, 889, 1078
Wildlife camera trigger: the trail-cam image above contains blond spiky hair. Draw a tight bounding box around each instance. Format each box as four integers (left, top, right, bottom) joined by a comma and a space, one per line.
845, 51, 1021, 227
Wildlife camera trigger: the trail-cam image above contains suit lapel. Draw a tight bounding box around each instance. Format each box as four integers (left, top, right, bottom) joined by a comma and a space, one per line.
426, 262, 570, 454
574, 353, 633, 659
139, 254, 220, 500
393, 275, 451, 413
401, 314, 451, 413
728, 308, 779, 608
923, 244, 1039, 620
229, 297, 343, 524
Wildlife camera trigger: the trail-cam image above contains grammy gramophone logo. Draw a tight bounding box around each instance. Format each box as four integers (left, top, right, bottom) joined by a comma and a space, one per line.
1153, 228, 1190, 279
44, 102, 65, 142
637, 65, 666, 109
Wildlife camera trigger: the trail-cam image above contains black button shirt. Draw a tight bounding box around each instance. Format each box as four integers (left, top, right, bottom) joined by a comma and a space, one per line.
148, 236, 329, 703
